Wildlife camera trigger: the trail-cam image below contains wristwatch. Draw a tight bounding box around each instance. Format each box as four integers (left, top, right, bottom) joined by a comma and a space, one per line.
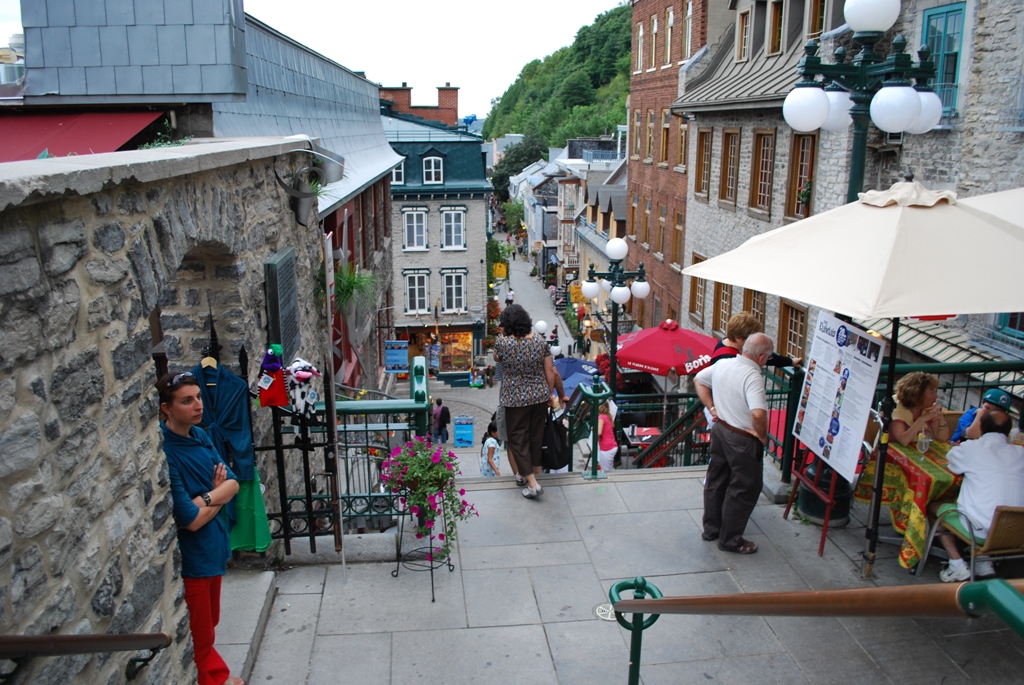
201, 492, 212, 506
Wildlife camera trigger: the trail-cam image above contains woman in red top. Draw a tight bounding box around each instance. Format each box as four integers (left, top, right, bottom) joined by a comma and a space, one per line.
597, 402, 619, 472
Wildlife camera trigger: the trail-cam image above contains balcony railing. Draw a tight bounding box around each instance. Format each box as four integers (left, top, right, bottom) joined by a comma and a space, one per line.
582, 149, 623, 163
936, 82, 960, 120
998, 77, 1024, 132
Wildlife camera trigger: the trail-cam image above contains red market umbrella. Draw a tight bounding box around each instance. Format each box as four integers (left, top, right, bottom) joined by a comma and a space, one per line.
616, 319, 717, 376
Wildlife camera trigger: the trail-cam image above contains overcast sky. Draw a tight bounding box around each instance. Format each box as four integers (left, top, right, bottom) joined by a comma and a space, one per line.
0, 1, 626, 120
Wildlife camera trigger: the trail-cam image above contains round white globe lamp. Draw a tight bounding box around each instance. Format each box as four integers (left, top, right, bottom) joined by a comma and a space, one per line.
820, 90, 853, 132
844, 0, 901, 33
606, 237, 629, 261
630, 278, 651, 300
534, 320, 548, 335
550, 344, 561, 357
870, 84, 921, 133
783, 85, 830, 132
600, 278, 612, 293
610, 285, 631, 305
904, 90, 944, 134
581, 278, 600, 300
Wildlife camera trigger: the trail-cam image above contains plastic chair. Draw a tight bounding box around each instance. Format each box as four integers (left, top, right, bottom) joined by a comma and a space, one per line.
916, 505, 1024, 580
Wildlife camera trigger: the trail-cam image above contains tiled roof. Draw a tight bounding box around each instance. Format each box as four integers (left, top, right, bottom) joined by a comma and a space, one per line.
673, 31, 803, 113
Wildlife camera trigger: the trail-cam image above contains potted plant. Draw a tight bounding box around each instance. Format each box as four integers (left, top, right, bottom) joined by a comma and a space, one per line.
310, 145, 346, 184
292, 166, 325, 226
381, 437, 477, 560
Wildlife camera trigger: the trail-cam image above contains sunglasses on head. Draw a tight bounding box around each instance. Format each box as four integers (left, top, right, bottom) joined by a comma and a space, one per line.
169, 371, 194, 387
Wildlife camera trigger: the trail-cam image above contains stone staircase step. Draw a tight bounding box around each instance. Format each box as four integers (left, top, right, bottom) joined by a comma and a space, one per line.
215, 569, 276, 683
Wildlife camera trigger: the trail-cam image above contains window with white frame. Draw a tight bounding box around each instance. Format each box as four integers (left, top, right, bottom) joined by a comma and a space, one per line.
665, 7, 674, 65
650, 15, 658, 69
682, 1, 692, 63
636, 23, 644, 71
737, 9, 751, 61
405, 273, 428, 313
441, 209, 466, 248
441, 271, 466, 312
403, 210, 426, 249
392, 160, 404, 185
423, 157, 443, 184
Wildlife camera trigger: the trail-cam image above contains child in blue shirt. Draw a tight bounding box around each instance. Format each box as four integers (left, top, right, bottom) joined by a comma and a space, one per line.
480, 421, 502, 477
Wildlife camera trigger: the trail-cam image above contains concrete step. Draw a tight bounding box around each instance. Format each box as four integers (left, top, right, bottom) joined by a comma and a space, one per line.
215, 569, 276, 683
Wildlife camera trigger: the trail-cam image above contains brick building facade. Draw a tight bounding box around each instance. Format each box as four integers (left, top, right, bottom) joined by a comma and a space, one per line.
379, 83, 460, 127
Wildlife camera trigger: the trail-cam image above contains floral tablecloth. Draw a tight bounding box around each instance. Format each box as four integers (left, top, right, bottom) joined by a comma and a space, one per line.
854, 440, 961, 568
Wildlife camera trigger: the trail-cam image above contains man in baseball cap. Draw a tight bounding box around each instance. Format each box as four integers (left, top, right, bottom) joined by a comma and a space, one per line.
951, 388, 1017, 443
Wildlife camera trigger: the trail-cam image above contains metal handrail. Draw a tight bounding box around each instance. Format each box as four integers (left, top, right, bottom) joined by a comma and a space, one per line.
0, 632, 171, 682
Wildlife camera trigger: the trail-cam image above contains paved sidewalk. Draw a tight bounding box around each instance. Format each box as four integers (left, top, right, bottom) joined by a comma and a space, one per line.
249, 469, 1024, 684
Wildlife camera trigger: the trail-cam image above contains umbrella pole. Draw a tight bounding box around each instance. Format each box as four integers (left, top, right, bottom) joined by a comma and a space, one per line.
862, 317, 900, 578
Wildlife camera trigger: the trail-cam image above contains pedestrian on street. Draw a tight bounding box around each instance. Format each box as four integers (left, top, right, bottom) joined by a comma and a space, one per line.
505, 289, 515, 307
433, 398, 451, 444
694, 333, 774, 554
158, 372, 245, 685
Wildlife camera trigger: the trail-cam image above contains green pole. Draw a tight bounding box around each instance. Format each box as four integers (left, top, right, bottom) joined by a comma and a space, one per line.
609, 576, 663, 685
847, 90, 871, 204
958, 579, 1024, 638
581, 374, 612, 480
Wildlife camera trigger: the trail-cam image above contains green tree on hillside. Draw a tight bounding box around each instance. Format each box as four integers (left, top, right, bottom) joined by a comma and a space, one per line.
482, 4, 631, 148
490, 136, 549, 202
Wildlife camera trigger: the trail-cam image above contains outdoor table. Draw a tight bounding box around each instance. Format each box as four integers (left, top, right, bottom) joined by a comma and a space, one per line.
624, 427, 661, 449
854, 440, 961, 569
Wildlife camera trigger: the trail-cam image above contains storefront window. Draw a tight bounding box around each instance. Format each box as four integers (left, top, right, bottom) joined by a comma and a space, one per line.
440, 332, 473, 372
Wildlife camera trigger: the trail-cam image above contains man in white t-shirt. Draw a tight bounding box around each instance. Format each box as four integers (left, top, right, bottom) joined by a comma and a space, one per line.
694, 333, 773, 555
929, 409, 1024, 581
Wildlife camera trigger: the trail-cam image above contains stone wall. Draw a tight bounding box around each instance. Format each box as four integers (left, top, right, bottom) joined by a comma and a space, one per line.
0, 140, 324, 684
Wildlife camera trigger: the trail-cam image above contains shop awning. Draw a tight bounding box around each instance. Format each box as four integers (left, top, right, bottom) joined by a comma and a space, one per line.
0, 111, 164, 162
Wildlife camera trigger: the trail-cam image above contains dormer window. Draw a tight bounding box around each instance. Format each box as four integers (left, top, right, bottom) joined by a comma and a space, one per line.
737, 9, 752, 61
392, 160, 405, 185
423, 157, 443, 184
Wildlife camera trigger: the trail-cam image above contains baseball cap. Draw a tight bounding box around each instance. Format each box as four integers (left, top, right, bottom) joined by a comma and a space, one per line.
982, 388, 1013, 412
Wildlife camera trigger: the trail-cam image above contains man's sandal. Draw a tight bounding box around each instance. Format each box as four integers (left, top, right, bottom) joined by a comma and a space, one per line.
719, 539, 758, 554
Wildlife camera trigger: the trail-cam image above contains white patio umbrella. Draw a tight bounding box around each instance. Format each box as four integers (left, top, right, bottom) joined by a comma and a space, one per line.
683, 179, 1024, 576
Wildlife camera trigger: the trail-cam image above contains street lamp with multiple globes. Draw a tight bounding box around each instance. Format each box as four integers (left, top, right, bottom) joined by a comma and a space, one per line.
781, 0, 941, 203
580, 237, 650, 395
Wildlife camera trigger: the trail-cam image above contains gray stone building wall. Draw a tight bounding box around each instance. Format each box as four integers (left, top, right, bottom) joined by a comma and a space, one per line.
0, 139, 324, 684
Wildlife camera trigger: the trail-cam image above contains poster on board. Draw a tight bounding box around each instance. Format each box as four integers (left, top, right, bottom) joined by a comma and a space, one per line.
792, 312, 884, 483
384, 340, 409, 373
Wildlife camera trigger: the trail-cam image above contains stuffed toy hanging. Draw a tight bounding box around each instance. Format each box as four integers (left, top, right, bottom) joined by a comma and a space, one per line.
257, 344, 288, 407
285, 357, 322, 419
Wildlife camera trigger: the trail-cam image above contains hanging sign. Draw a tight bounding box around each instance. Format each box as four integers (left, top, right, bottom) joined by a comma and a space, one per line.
792, 312, 884, 483
384, 340, 409, 373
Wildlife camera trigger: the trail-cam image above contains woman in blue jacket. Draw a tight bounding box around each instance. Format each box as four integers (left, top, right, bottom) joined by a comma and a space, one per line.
158, 372, 244, 685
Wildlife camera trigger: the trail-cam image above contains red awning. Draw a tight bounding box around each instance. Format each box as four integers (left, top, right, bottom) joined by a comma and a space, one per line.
0, 111, 164, 162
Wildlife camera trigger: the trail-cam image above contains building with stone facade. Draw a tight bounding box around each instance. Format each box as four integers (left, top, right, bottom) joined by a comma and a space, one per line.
382, 107, 491, 374
0, 138, 323, 685
672, 0, 1024, 367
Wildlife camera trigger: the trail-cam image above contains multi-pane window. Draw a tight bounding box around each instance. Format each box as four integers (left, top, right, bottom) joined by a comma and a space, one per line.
423, 157, 443, 184
442, 210, 465, 248
744, 289, 767, 327
642, 198, 651, 244
808, 0, 828, 39
924, 3, 965, 115
392, 160, 404, 185
633, 109, 642, 156
672, 212, 684, 265
656, 205, 667, 254
786, 134, 816, 219
645, 110, 655, 159
713, 283, 733, 334
689, 253, 706, 323
659, 110, 671, 163
406, 273, 428, 313
779, 300, 808, 359
665, 7, 674, 65
737, 10, 751, 61
682, 1, 692, 62
630, 194, 638, 236
677, 120, 688, 167
695, 128, 712, 196
650, 15, 657, 68
750, 130, 776, 212
1001, 313, 1024, 339
403, 211, 426, 249
636, 23, 644, 71
768, 0, 784, 55
719, 129, 740, 204
442, 272, 465, 311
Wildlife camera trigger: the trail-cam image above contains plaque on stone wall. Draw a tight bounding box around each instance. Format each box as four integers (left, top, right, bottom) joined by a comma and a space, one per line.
264, 247, 300, 363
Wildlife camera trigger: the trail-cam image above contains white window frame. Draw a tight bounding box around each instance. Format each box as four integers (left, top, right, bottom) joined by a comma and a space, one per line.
405, 273, 428, 314
423, 157, 443, 184
636, 23, 644, 72
649, 15, 658, 70
441, 271, 466, 313
441, 209, 466, 249
403, 210, 427, 250
680, 1, 692, 65
392, 159, 404, 185
736, 9, 752, 62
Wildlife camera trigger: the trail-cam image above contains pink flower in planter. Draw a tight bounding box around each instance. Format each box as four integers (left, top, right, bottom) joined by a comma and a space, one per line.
459, 488, 466, 496
410, 505, 420, 516
425, 552, 433, 561
438, 533, 445, 541
425, 519, 434, 528
415, 533, 423, 539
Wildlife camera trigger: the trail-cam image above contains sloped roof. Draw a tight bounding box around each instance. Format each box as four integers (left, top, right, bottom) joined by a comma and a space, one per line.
381, 114, 482, 143
673, 30, 804, 113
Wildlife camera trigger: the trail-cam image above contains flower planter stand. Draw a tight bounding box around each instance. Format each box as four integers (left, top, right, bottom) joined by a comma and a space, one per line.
391, 510, 454, 603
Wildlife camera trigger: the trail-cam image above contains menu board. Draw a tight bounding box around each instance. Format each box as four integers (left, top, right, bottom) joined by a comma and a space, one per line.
384, 340, 409, 373
792, 312, 884, 483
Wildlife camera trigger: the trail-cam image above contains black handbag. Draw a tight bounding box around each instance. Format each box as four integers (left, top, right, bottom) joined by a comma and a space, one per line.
541, 409, 570, 471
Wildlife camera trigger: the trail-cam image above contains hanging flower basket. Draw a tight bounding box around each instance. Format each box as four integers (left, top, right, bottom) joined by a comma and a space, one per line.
381, 437, 477, 560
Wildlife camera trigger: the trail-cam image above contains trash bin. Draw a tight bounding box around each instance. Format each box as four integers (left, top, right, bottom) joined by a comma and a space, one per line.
797, 460, 852, 527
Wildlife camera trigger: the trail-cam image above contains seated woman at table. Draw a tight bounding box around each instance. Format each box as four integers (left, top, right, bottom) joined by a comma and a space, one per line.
890, 372, 951, 447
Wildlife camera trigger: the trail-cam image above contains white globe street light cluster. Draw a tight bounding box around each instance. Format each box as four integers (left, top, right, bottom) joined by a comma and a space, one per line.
782, 0, 943, 136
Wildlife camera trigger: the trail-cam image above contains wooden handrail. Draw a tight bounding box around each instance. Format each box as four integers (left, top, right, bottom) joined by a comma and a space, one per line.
614, 580, 1024, 618
0, 632, 171, 660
